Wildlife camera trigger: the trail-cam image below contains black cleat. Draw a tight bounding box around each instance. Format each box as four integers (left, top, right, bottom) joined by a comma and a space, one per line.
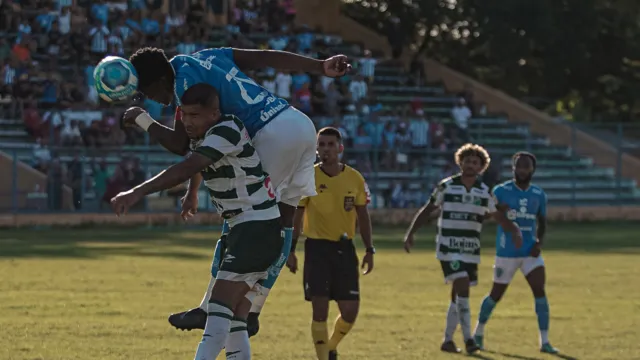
465, 338, 480, 354
329, 350, 338, 360
247, 312, 260, 337
440, 340, 461, 353
168, 307, 207, 331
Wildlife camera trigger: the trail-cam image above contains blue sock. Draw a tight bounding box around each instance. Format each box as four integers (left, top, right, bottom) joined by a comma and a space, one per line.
221, 220, 230, 236
535, 297, 550, 332
282, 227, 293, 259
478, 295, 497, 324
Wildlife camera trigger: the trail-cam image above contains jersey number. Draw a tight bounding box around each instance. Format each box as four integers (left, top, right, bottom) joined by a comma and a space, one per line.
264, 176, 275, 199
225, 67, 267, 105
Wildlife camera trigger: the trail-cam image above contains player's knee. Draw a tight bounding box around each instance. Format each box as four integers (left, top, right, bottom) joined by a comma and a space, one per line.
311, 297, 330, 322
489, 284, 508, 302
452, 277, 470, 297
338, 302, 359, 323
247, 312, 260, 337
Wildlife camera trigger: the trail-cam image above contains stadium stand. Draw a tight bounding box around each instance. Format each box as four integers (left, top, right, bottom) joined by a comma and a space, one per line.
0, 0, 638, 212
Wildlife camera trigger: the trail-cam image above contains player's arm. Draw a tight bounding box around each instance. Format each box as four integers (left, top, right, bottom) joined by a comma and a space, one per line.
405, 182, 444, 239
131, 153, 212, 197
355, 205, 373, 249
488, 187, 523, 244
537, 191, 548, 246
232, 48, 324, 73
291, 204, 306, 252
122, 106, 190, 156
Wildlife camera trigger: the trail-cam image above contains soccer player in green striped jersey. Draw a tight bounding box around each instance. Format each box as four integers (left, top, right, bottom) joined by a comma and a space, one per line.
110, 83, 282, 360
403, 143, 522, 355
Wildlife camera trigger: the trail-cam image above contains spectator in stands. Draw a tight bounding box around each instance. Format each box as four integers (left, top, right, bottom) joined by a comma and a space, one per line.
324, 81, 343, 116
430, 118, 447, 150
349, 74, 368, 103
33, 137, 52, 172
275, 70, 292, 100
359, 49, 377, 83
92, 159, 110, 210
89, 19, 110, 55
0, 38, 11, 61
23, 101, 47, 139
451, 97, 471, 141
67, 154, 84, 209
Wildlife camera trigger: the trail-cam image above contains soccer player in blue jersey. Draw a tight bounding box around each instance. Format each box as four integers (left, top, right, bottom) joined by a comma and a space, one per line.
120, 47, 350, 335
473, 152, 559, 354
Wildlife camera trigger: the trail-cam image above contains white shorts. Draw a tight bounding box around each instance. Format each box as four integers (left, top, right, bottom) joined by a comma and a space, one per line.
493, 256, 545, 284
252, 107, 317, 206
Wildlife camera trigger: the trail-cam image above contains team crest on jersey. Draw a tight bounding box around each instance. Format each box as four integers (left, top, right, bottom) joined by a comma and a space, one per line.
344, 196, 355, 211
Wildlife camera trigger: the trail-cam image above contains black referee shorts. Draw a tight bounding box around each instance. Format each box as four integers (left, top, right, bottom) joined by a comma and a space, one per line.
303, 238, 360, 301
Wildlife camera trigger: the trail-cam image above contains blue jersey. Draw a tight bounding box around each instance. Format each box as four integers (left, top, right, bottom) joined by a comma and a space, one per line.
493, 180, 547, 258
170, 48, 290, 138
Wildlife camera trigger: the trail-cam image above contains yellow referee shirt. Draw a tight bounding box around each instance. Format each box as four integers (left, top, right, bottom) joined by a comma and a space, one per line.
299, 164, 370, 241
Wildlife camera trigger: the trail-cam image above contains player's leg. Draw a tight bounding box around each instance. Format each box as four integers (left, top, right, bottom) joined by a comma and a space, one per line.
474, 257, 519, 349
328, 240, 361, 360
225, 291, 255, 360
440, 261, 478, 354
246, 229, 292, 336
168, 221, 230, 331
304, 240, 334, 360
441, 286, 460, 353
195, 219, 282, 360
523, 257, 558, 353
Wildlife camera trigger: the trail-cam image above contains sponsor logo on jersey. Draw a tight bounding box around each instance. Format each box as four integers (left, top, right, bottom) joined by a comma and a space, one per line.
259, 102, 288, 122
446, 238, 480, 251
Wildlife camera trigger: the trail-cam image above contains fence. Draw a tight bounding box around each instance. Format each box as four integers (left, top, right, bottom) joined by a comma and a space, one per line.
2, 120, 639, 215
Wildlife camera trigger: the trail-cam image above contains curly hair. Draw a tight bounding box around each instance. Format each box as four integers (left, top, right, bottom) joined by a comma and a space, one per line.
454, 143, 491, 173
129, 47, 174, 89
512, 151, 537, 169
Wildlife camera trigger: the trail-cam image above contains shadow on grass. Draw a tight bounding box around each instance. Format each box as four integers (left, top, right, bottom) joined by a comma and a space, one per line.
0, 222, 639, 259
483, 350, 541, 360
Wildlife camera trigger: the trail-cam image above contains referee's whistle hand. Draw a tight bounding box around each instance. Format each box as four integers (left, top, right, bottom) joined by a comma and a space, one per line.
361, 253, 374, 275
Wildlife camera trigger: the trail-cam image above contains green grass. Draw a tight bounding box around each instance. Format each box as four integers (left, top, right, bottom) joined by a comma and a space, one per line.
1, 222, 639, 360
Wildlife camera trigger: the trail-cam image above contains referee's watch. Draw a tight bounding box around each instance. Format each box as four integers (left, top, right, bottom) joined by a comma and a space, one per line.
365, 246, 376, 254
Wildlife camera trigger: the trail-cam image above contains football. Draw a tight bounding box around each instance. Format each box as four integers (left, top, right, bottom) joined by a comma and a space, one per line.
93, 56, 138, 103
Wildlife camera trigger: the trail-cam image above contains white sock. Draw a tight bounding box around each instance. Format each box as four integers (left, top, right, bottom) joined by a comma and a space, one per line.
475, 321, 486, 336
456, 296, 472, 341
194, 301, 233, 360
540, 330, 549, 345
198, 277, 216, 310
444, 302, 458, 342
226, 319, 251, 360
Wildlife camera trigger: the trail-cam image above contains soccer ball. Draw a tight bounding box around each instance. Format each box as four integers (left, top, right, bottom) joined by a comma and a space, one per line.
93, 56, 138, 103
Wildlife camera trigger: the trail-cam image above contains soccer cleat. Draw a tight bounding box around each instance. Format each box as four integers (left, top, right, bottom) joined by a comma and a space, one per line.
465, 338, 480, 354
328, 350, 338, 360
540, 343, 559, 354
440, 340, 461, 353
167, 307, 207, 331
247, 312, 260, 337
474, 334, 484, 350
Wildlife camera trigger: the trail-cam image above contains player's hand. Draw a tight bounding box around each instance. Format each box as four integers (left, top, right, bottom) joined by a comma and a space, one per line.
530, 239, 542, 257
322, 55, 351, 77
403, 233, 414, 253
110, 189, 143, 216
511, 229, 524, 249
361, 252, 374, 275
120, 106, 146, 129
286, 252, 298, 273
180, 192, 199, 221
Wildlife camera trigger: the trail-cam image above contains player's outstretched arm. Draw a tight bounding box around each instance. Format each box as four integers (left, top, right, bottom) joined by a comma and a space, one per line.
122, 106, 190, 156
231, 49, 349, 77
132, 153, 212, 197
404, 202, 439, 252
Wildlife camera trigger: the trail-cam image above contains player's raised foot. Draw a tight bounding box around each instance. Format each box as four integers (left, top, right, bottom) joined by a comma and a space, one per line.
328, 350, 338, 360
473, 334, 484, 350
540, 343, 559, 354
465, 338, 480, 354
440, 340, 461, 353
167, 307, 207, 331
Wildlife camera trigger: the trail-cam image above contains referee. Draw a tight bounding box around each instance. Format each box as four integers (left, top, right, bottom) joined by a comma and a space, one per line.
287, 127, 375, 360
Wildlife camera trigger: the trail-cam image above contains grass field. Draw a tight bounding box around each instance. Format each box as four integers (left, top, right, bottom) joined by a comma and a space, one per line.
1, 222, 639, 360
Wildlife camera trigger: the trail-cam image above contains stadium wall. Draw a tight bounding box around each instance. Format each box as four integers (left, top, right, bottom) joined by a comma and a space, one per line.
0, 151, 74, 211
2, 207, 640, 228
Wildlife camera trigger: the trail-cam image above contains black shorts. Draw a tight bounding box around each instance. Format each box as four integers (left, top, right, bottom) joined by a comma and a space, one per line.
303, 238, 360, 301
440, 260, 478, 286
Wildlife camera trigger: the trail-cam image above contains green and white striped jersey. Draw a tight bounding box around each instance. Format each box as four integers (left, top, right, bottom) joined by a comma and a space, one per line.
430, 174, 497, 263
191, 114, 279, 226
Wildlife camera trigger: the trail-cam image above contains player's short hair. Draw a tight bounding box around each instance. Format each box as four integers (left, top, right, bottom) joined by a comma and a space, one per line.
181, 83, 220, 107
454, 143, 491, 173
512, 151, 537, 169
129, 47, 173, 89
317, 127, 342, 143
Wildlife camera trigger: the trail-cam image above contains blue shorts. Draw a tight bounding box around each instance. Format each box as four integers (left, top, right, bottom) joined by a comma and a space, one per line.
210, 230, 291, 289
